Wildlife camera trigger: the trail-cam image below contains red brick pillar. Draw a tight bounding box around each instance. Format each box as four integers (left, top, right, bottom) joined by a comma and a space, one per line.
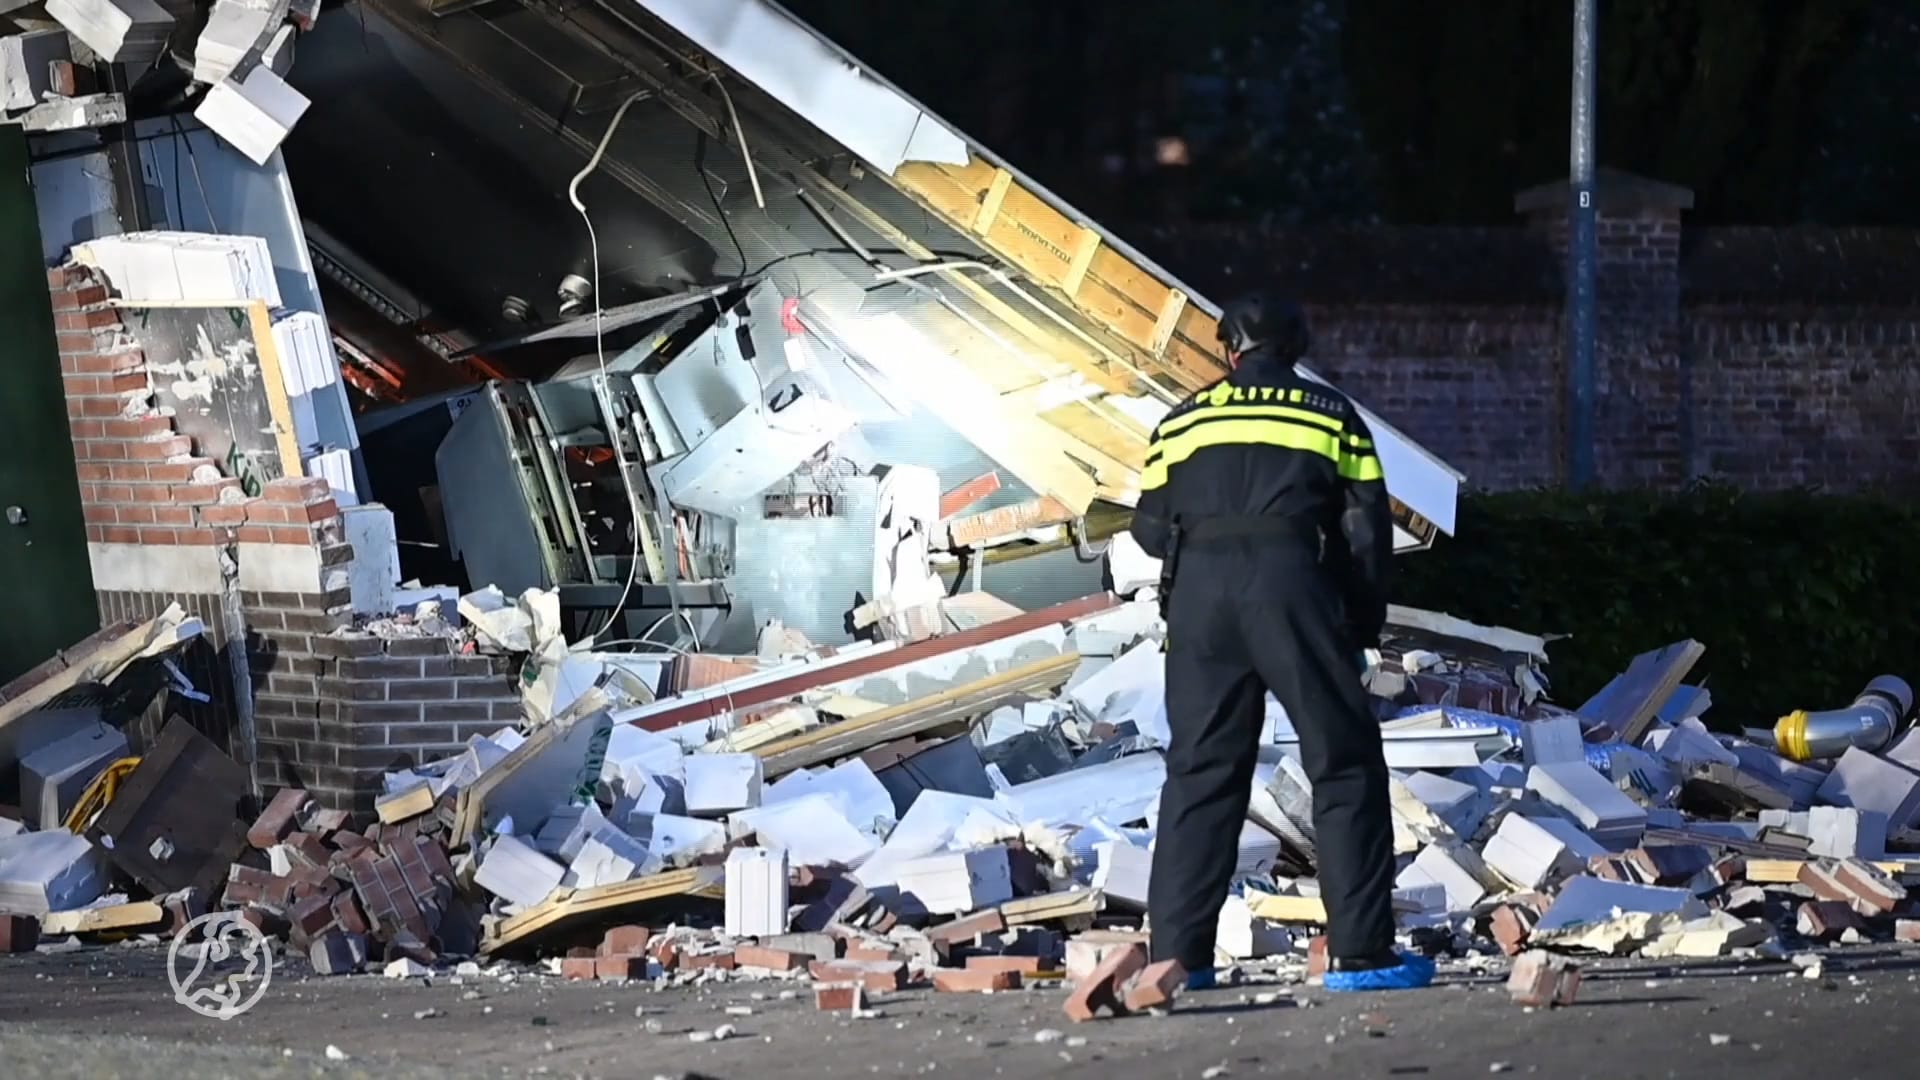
1515, 170, 1693, 487
50, 265, 346, 781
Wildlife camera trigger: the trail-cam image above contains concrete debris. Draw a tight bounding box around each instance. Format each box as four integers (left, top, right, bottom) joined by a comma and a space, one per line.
71, 232, 283, 308
43, 0, 174, 66
1, 29, 72, 114
192, 0, 292, 85
194, 64, 312, 167
18, 92, 127, 132
1, 580, 1915, 1041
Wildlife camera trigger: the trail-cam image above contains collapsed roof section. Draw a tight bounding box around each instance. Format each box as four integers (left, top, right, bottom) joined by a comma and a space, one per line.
304, 0, 1459, 551
633, 0, 1464, 548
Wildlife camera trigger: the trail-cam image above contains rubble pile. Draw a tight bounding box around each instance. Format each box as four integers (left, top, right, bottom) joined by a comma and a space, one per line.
6, 0, 317, 156
5, 581, 1920, 1024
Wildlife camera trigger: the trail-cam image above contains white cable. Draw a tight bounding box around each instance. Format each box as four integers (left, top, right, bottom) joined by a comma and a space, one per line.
707, 72, 765, 211
594, 604, 703, 654
570, 91, 652, 645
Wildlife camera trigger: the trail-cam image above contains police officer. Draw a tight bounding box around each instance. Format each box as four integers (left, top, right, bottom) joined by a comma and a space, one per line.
1131, 294, 1433, 993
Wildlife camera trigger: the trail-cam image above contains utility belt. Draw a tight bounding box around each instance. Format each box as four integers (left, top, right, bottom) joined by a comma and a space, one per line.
1158, 515, 1322, 626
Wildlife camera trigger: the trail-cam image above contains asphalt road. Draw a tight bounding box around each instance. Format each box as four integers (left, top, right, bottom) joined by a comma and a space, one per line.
1, 943, 1918, 1080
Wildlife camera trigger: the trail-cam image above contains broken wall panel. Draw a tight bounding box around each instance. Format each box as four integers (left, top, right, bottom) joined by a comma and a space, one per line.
117, 303, 292, 492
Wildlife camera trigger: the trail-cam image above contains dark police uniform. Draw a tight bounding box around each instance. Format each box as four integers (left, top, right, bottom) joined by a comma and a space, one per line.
1130, 295, 1398, 976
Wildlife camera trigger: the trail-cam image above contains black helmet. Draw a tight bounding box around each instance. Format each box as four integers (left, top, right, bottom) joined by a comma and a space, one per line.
1217, 294, 1310, 363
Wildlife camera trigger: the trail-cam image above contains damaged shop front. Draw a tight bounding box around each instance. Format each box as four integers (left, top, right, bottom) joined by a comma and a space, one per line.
8, 0, 1920, 1044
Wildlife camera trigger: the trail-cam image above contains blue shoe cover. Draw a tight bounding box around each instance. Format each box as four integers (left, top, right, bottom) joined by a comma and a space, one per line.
1184, 968, 1217, 991
1322, 952, 1436, 992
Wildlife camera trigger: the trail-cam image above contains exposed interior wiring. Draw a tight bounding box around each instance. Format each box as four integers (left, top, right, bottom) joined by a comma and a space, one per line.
598, 605, 703, 653
1069, 517, 1111, 561
592, 637, 694, 656
693, 67, 762, 280
697, 151, 751, 279
568, 89, 654, 646
705, 69, 764, 211
170, 117, 217, 233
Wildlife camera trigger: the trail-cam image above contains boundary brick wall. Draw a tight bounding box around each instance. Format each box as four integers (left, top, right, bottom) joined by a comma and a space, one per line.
1140, 173, 1920, 494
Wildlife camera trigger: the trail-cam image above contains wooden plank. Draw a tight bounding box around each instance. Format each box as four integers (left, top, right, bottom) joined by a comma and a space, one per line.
1149, 289, 1188, 356
1246, 893, 1328, 923
895, 160, 1219, 384
246, 301, 304, 479
1747, 858, 1920, 884
1000, 887, 1104, 925
1061, 228, 1101, 297
481, 866, 724, 954
631, 593, 1118, 730
756, 652, 1081, 777
972, 168, 1013, 234
1038, 405, 1150, 470
852, 324, 1101, 512
40, 900, 166, 935
1059, 271, 1163, 352
944, 497, 1076, 549
814, 180, 1137, 395
1086, 244, 1167, 321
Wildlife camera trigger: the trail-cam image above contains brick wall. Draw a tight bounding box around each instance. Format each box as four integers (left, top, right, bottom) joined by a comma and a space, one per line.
49, 264, 520, 810
252, 614, 520, 813
1140, 171, 1920, 495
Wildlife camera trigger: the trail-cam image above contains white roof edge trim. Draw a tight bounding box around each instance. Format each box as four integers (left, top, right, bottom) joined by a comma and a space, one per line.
635, 0, 1462, 538
632, 0, 968, 175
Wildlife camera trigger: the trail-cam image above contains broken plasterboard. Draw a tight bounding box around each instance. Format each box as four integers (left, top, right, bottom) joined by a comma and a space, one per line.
452, 694, 616, 844
0, 829, 107, 915
71, 232, 283, 307
43, 0, 174, 66
192, 0, 292, 85
2, 29, 71, 113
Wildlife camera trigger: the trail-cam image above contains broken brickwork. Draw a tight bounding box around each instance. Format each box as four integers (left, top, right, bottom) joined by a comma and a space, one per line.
251, 621, 520, 814
48, 265, 515, 811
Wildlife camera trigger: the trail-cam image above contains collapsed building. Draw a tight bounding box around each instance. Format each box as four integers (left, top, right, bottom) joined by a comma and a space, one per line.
8, 0, 1460, 728
5, 0, 1917, 1025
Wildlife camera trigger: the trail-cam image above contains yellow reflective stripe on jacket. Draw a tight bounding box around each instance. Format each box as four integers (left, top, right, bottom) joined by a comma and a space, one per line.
1138, 417, 1387, 488
1139, 416, 1343, 491
1340, 444, 1384, 483
1156, 403, 1343, 439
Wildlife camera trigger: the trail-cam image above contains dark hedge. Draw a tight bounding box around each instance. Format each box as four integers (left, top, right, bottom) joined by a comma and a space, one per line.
1393, 486, 1920, 730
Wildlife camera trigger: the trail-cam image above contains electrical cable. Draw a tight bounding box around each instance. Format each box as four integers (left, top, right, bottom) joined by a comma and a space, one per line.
706, 71, 764, 211
170, 116, 217, 232
599, 606, 702, 653
1069, 517, 1111, 561
568, 90, 654, 646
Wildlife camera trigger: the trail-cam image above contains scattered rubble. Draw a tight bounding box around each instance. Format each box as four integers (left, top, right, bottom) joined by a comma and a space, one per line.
10, 0, 318, 157
3, 565, 1919, 1040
